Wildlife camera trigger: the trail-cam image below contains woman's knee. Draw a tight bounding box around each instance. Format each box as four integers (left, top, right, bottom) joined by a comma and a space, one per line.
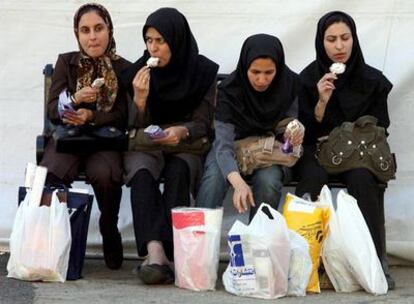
164, 157, 189, 178
86, 163, 112, 185
252, 166, 284, 191
196, 160, 228, 207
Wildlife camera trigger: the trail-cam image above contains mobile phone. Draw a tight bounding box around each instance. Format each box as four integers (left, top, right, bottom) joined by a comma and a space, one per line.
144, 125, 167, 139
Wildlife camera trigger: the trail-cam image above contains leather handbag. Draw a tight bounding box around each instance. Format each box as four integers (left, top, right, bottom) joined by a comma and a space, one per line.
316, 115, 396, 183
128, 128, 211, 155
52, 125, 128, 153
234, 118, 302, 176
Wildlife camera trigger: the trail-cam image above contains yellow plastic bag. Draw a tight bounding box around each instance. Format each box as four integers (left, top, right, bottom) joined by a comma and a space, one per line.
283, 191, 330, 293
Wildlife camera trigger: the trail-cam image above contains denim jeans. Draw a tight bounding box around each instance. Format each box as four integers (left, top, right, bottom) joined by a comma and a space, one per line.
196, 158, 289, 218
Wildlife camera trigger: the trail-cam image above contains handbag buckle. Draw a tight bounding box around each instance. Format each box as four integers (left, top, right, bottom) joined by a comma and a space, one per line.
332, 155, 343, 165
262, 137, 275, 154
380, 161, 390, 171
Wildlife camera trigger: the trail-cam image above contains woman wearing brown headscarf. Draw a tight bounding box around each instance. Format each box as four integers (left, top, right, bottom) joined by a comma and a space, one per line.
40, 3, 131, 270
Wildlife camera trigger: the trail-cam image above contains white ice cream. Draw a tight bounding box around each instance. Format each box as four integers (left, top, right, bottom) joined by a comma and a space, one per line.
146, 57, 160, 68
329, 62, 346, 75
91, 77, 105, 88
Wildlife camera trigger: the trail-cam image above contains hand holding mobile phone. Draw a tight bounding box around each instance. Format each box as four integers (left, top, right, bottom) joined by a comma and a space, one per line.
144, 125, 167, 139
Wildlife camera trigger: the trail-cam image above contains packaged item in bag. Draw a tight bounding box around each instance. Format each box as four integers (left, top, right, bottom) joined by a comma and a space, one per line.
172, 207, 223, 291
222, 204, 291, 299
287, 230, 312, 297
283, 192, 330, 293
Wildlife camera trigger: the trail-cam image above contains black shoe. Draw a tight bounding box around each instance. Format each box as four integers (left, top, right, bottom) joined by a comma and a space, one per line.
385, 273, 395, 290
102, 233, 123, 270
137, 264, 174, 285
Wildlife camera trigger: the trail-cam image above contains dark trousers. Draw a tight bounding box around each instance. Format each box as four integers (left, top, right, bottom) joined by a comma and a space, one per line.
129, 156, 190, 261
41, 143, 123, 242
295, 145, 386, 265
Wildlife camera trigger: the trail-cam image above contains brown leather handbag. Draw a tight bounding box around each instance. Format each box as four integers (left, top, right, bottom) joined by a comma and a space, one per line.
316, 115, 396, 183
234, 118, 302, 175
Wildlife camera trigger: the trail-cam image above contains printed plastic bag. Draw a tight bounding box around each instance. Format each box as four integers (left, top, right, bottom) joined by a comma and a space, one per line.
222, 203, 291, 299
334, 190, 388, 295
320, 186, 361, 292
287, 230, 312, 296
8, 189, 72, 282
172, 207, 223, 291
283, 192, 330, 293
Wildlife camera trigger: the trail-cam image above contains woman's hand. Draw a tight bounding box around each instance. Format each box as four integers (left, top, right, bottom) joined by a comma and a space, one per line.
152, 126, 188, 146
315, 72, 337, 122
132, 66, 150, 111
62, 108, 94, 126
73, 87, 99, 104
317, 72, 337, 104
283, 120, 305, 147
227, 172, 255, 213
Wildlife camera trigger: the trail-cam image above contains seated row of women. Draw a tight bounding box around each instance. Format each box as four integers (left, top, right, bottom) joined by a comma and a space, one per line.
39, 3, 394, 288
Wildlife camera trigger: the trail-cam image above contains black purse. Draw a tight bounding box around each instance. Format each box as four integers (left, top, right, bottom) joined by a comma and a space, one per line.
52, 125, 128, 153
316, 115, 396, 183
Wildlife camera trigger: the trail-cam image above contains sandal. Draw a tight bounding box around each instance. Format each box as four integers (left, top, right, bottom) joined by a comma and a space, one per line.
137, 264, 175, 285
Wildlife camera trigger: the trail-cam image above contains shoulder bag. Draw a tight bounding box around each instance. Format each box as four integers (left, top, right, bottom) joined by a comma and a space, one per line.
234, 118, 302, 175
316, 115, 396, 183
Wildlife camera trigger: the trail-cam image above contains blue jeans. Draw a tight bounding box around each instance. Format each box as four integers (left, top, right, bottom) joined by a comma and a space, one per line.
195, 159, 289, 218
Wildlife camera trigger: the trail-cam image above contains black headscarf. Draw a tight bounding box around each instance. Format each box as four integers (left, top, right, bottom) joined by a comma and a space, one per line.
122, 7, 219, 124
215, 34, 299, 138
300, 11, 392, 122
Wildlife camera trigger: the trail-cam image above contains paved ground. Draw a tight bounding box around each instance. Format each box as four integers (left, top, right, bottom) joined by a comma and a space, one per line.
1, 252, 414, 304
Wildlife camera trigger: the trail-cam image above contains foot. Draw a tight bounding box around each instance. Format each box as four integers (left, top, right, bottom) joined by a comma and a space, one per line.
137, 264, 174, 285
147, 241, 170, 265
102, 232, 123, 270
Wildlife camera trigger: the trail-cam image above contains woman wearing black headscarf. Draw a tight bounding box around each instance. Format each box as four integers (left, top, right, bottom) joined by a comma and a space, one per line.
295, 11, 394, 288
121, 8, 218, 284
195, 34, 302, 219
40, 3, 131, 270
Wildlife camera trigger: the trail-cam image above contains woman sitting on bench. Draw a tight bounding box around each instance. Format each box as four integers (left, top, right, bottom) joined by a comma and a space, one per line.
196, 34, 303, 220
121, 8, 218, 284
40, 3, 130, 270
294, 11, 394, 289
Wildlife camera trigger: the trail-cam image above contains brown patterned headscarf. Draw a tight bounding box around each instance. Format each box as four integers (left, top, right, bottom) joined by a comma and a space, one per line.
73, 3, 119, 112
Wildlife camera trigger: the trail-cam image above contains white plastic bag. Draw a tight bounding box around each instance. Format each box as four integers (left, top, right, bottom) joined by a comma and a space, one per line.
172, 207, 223, 291
334, 190, 388, 295
287, 230, 312, 297
222, 203, 291, 299
320, 186, 361, 292
7, 189, 72, 282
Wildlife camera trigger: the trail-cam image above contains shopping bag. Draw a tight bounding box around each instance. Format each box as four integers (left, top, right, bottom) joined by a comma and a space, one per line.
222, 203, 291, 299
282, 191, 330, 293
287, 230, 312, 297
172, 207, 223, 291
7, 189, 72, 282
334, 190, 388, 295
320, 186, 361, 292
17, 186, 93, 280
